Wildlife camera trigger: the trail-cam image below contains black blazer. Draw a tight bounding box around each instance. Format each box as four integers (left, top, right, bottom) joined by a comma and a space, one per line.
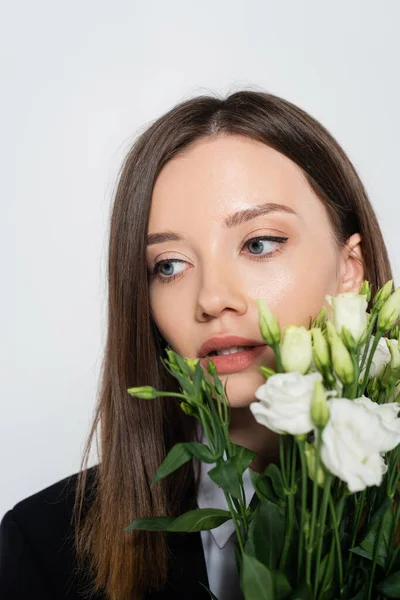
0, 466, 211, 599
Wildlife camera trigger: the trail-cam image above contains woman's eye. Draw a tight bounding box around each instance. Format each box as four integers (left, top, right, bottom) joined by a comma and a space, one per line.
243, 235, 288, 259
148, 235, 288, 284
149, 259, 186, 284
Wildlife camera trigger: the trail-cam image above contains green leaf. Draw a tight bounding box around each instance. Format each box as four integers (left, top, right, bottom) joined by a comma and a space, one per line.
124, 516, 175, 531
377, 571, 400, 597
125, 508, 231, 532
241, 551, 275, 600
264, 463, 286, 499
348, 582, 368, 600
245, 500, 285, 570
152, 442, 216, 486
288, 583, 312, 599
247, 490, 261, 514
350, 546, 386, 569
351, 496, 394, 568
347, 565, 370, 600
168, 508, 231, 532
208, 459, 242, 499
183, 442, 217, 463
249, 469, 282, 506
273, 570, 292, 598
232, 444, 257, 474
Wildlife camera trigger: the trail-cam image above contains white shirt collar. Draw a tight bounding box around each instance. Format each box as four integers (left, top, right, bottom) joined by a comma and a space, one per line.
195, 423, 255, 549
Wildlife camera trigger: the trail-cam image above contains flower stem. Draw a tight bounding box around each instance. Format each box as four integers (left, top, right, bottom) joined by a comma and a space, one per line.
349, 349, 360, 400
387, 497, 400, 574
313, 474, 333, 598
279, 492, 295, 572
306, 428, 322, 588
344, 490, 366, 582
359, 313, 378, 373
319, 495, 344, 595
224, 491, 245, 554
387, 446, 400, 498
359, 331, 382, 395
279, 439, 297, 572
297, 439, 308, 582
367, 509, 386, 600
238, 477, 249, 536
279, 435, 289, 489
274, 343, 284, 373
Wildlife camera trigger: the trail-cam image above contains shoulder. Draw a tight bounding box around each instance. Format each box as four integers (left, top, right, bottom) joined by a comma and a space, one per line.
0, 465, 100, 599
11, 464, 98, 529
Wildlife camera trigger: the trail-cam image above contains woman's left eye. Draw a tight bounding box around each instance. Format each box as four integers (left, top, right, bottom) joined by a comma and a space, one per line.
242, 235, 288, 260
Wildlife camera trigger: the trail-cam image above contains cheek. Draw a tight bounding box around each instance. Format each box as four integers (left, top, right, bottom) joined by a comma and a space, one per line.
149, 286, 190, 353
251, 253, 338, 329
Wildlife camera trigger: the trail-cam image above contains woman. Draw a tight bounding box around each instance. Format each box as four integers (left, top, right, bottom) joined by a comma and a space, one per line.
0, 90, 394, 600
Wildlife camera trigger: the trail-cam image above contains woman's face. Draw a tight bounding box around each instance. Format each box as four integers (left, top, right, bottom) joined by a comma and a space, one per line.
146, 134, 362, 408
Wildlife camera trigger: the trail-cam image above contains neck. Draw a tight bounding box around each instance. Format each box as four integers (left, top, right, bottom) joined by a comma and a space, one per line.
228, 406, 280, 473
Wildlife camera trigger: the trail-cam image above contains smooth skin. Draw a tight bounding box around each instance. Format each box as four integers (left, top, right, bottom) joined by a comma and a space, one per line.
146, 134, 364, 471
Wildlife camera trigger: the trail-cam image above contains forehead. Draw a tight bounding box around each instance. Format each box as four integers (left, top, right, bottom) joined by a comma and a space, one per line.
149, 134, 322, 229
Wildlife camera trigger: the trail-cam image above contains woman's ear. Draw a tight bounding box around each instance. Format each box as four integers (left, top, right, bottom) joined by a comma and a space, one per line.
337, 233, 365, 294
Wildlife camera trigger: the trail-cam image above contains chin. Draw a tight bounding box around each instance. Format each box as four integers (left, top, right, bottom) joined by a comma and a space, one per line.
217, 368, 267, 409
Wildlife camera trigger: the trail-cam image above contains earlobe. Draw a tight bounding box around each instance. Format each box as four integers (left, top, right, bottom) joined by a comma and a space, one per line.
338, 233, 365, 294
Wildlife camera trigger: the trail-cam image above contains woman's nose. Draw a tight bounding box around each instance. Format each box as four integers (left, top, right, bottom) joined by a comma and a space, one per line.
195, 265, 248, 321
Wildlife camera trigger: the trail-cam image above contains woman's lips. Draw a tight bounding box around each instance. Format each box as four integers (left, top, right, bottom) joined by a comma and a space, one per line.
200, 345, 267, 375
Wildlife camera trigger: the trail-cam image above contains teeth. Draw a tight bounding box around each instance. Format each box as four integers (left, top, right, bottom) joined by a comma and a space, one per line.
210, 346, 252, 357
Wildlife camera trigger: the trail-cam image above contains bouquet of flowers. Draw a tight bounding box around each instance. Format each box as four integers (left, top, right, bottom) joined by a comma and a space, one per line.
127, 280, 400, 600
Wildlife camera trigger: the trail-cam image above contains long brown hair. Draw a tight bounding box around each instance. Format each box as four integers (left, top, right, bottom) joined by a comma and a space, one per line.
73, 89, 395, 599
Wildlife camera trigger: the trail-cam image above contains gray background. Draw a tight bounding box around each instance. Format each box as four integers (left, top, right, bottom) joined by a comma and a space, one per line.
1, 0, 399, 517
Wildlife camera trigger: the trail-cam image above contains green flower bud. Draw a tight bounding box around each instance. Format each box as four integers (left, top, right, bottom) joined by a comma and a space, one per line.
259, 366, 276, 379
304, 443, 325, 488
257, 298, 281, 345
127, 385, 157, 399
310, 380, 330, 428
184, 357, 200, 374
207, 360, 217, 375
378, 287, 400, 332
373, 279, 394, 312
326, 322, 354, 385
313, 306, 327, 327
311, 327, 330, 370
359, 280, 371, 302
386, 338, 400, 369
180, 402, 196, 416
166, 349, 180, 369
341, 326, 356, 351
280, 325, 313, 374
310, 306, 327, 329
390, 325, 399, 340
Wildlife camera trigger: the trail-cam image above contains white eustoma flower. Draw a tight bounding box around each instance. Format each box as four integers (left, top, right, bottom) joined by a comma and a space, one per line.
320, 397, 388, 493
250, 371, 323, 435
325, 292, 368, 344
360, 336, 395, 378
354, 395, 400, 452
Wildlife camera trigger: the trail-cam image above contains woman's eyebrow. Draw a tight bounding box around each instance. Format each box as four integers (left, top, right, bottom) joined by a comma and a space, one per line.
146, 202, 297, 247
225, 202, 298, 228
